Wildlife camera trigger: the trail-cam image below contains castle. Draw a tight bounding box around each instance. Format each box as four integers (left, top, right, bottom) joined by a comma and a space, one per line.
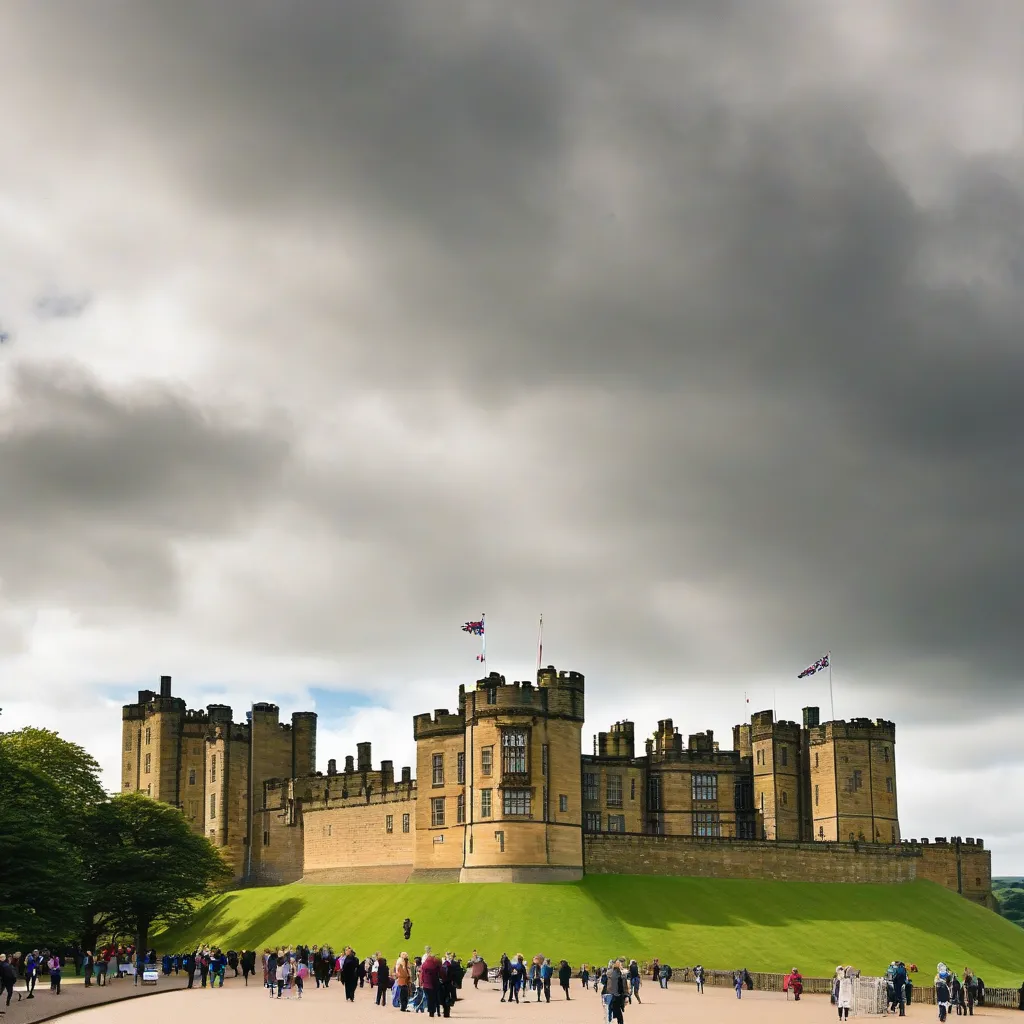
121, 668, 992, 904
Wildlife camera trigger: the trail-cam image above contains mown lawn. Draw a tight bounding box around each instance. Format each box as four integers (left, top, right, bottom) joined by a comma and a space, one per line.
154, 876, 1024, 986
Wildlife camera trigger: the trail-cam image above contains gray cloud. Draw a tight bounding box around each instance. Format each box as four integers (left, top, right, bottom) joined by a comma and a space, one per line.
2, 0, 1024, 868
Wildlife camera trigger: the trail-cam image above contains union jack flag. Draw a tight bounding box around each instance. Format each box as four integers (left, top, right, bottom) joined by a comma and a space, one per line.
462, 619, 485, 636
797, 652, 830, 679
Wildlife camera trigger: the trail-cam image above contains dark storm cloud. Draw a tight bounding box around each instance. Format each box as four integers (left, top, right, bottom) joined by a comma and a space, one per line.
0, 363, 293, 610
4, 0, 1024, 711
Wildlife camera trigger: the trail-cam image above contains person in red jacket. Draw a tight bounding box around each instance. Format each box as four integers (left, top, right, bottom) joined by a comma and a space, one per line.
419, 947, 441, 1018
788, 969, 804, 1001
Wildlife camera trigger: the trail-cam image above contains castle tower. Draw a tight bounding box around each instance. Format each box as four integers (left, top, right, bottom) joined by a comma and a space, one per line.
291, 711, 318, 778
751, 710, 803, 841
120, 675, 186, 803
808, 718, 899, 843
413, 665, 586, 882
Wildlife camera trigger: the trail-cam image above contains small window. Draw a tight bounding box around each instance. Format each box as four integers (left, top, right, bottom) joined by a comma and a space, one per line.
542, 744, 548, 776
883, 747, 890, 763
209, 794, 216, 819
432, 753, 444, 786
487, 687, 497, 706
263, 830, 270, 845
145, 727, 151, 745
457, 794, 465, 824
585, 812, 601, 832
503, 789, 531, 817
559, 794, 568, 813
814, 752, 819, 768
189, 800, 199, 818
481, 747, 493, 777
495, 830, 504, 852
480, 789, 492, 817
886, 777, 893, 794
607, 814, 626, 833
606, 775, 623, 807
431, 797, 445, 827
327, 824, 333, 837
583, 773, 598, 801
630, 778, 636, 800
814, 784, 819, 806
144, 753, 151, 774
386, 815, 394, 834
781, 791, 788, 806
402, 813, 410, 833
210, 755, 217, 783
189, 768, 196, 785
693, 812, 721, 837
852, 769, 863, 791
457, 752, 465, 785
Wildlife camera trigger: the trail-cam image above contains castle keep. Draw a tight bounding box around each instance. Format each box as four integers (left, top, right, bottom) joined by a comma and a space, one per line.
121, 668, 992, 904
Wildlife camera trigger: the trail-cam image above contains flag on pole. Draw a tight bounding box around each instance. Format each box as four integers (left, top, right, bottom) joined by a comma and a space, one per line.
462, 614, 486, 667
797, 652, 830, 679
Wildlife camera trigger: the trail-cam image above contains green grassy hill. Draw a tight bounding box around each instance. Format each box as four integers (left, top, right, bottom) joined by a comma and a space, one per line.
153, 876, 1024, 986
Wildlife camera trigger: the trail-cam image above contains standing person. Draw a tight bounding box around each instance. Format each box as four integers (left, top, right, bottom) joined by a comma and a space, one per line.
500, 954, 512, 1001
0, 954, 18, 1008
277, 955, 291, 998
695, 965, 705, 993
395, 953, 412, 1012
628, 960, 641, 1003
376, 956, 391, 1006
403, 919, 413, 941
24, 951, 39, 1000
419, 947, 441, 1018
835, 966, 854, 1021
541, 959, 553, 1003
788, 968, 803, 1001
82, 951, 93, 988
936, 967, 952, 1023
48, 953, 62, 994
558, 960, 572, 1000
734, 971, 744, 999
341, 947, 360, 1002
470, 953, 487, 989
294, 958, 306, 999
964, 969, 977, 1016
605, 960, 626, 1024
267, 950, 278, 998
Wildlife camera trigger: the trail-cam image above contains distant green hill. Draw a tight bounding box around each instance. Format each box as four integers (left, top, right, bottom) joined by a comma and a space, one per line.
153, 876, 1024, 986
993, 877, 1024, 931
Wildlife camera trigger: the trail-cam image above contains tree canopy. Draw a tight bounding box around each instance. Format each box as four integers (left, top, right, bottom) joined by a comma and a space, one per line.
0, 725, 229, 951
83, 792, 231, 951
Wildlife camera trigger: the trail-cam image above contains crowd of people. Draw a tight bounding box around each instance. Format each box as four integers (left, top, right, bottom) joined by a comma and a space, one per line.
3, 937, 1023, 1020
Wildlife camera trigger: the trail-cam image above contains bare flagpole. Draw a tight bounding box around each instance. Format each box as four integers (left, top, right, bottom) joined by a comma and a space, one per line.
537, 613, 544, 672
828, 650, 835, 721
480, 612, 487, 672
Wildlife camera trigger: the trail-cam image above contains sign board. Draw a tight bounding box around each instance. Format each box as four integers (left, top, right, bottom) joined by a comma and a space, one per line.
142, 969, 159, 985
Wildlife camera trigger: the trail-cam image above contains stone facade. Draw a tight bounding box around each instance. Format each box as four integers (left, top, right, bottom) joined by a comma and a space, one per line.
121, 668, 992, 904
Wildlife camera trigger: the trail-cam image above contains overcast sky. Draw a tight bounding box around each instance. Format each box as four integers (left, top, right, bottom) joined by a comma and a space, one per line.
2, 1, 1023, 874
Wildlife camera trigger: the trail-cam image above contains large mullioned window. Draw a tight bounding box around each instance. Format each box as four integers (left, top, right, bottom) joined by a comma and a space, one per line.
503, 788, 531, 817
502, 730, 528, 775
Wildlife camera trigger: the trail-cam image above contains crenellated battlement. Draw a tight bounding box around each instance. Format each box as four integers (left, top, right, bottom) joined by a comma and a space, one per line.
413, 708, 465, 739
903, 836, 985, 849
808, 718, 896, 744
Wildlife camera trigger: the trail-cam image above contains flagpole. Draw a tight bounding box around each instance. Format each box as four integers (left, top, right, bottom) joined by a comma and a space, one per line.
537, 613, 544, 672
481, 612, 486, 672
828, 650, 835, 721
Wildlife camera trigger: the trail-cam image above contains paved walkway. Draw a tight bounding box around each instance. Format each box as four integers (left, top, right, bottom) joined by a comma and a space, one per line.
1, 971, 190, 1024
11, 975, 1021, 1024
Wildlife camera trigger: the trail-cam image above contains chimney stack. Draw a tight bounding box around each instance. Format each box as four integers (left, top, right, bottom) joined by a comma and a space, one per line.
160, 675, 172, 698
357, 741, 372, 771
345, 755, 355, 773
327, 758, 337, 775
401, 766, 411, 784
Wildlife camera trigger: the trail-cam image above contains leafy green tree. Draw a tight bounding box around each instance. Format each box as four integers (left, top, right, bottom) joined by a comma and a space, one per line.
0, 727, 105, 814
0, 745, 87, 942
82, 793, 230, 953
